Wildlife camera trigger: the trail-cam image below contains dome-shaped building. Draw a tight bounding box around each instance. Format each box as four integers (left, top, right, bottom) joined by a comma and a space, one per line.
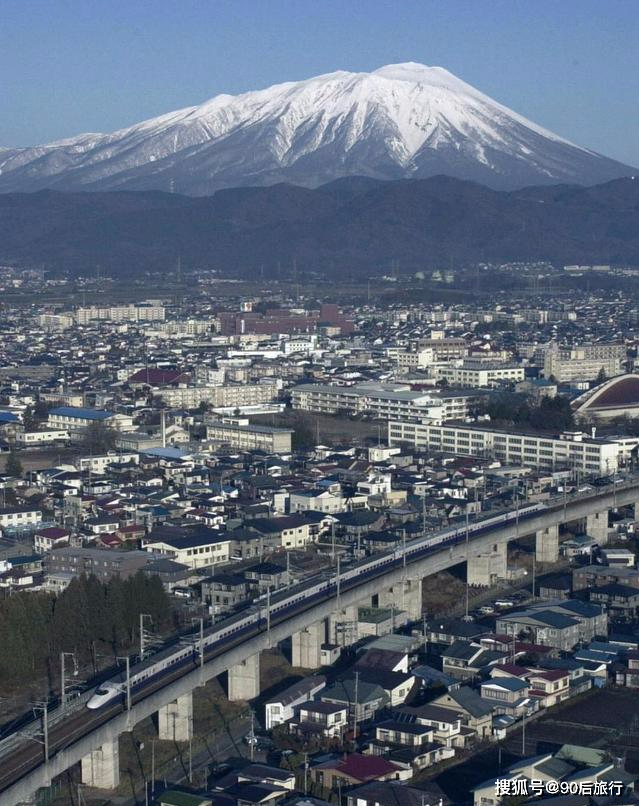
573, 374, 639, 420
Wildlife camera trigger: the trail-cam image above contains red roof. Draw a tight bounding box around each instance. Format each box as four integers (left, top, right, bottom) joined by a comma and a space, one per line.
492, 663, 530, 677
35, 526, 69, 539
127, 369, 187, 386
117, 524, 145, 534
318, 753, 401, 782
531, 669, 569, 681
584, 376, 639, 410
97, 534, 122, 547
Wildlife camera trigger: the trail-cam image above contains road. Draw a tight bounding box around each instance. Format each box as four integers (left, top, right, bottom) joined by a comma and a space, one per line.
111, 715, 253, 806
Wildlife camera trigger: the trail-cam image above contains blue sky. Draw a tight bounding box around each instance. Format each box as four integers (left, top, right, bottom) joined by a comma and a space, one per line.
1, 0, 638, 165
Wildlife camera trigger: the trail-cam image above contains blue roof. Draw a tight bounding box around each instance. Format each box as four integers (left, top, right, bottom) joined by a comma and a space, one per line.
0, 412, 19, 423
49, 406, 112, 420
142, 447, 189, 459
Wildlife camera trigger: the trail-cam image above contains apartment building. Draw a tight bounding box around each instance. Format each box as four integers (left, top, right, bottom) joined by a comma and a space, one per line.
48, 407, 134, 437
0, 506, 43, 531
157, 381, 280, 409
14, 428, 69, 446
75, 304, 165, 324
292, 381, 483, 422
144, 532, 232, 569
291, 382, 444, 421
38, 313, 75, 331
543, 343, 625, 382
418, 337, 468, 359
205, 418, 293, 453
75, 452, 139, 473
45, 547, 153, 581
496, 600, 607, 651
388, 420, 638, 474
435, 361, 524, 388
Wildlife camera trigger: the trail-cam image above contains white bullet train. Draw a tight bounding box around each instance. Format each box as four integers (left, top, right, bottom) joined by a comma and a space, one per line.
87, 501, 547, 709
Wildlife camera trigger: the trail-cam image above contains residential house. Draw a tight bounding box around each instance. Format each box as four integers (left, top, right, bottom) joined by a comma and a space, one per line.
321, 679, 387, 727
310, 754, 406, 789
264, 676, 326, 730
394, 703, 468, 749
441, 640, 505, 680
143, 530, 231, 569
290, 701, 348, 741
431, 687, 493, 740
33, 526, 70, 554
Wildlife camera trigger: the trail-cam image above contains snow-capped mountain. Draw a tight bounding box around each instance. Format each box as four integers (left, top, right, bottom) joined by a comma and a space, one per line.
0, 62, 634, 194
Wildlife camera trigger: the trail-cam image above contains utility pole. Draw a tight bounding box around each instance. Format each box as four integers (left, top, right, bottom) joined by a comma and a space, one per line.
266, 587, 271, 645
151, 738, 156, 797
191, 617, 205, 684
116, 656, 132, 723
465, 508, 470, 619
32, 701, 49, 765
422, 494, 426, 536
139, 613, 153, 660
60, 651, 78, 712
352, 671, 360, 743
336, 555, 341, 611
249, 710, 256, 761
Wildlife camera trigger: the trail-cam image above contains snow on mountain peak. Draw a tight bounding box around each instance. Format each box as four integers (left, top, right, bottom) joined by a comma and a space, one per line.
0, 63, 634, 194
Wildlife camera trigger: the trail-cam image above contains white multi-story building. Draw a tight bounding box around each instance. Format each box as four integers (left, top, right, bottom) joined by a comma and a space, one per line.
38, 313, 75, 331
157, 381, 280, 409
435, 361, 525, 388
143, 533, 231, 570
48, 407, 133, 437
291, 382, 483, 422
75, 452, 139, 473
205, 418, 293, 453
75, 304, 165, 324
0, 506, 42, 531
14, 429, 69, 446
291, 382, 444, 422
543, 343, 625, 382
388, 420, 639, 475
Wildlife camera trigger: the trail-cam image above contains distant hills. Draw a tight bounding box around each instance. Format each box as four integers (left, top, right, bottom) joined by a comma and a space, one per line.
1, 175, 639, 276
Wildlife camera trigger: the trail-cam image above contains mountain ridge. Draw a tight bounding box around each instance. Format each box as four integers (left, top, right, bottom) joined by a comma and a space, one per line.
1, 175, 639, 276
0, 63, 634, 194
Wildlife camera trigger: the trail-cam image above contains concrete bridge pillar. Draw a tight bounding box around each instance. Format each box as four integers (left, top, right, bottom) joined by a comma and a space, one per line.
467, 542, 507, 587
536, 524, 559, 564
158, 692, 193, 742
81, 737, 120, 790
378, 577, 423, 620
292, 620, 325, 668
586, 510, 609, 545
329, 605, 359, 647
228, 652, 260, 701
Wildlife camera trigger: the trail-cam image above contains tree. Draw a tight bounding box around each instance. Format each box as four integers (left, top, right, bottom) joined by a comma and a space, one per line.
6, 452, 23, 478
22, 406, 36, 432
595, 367, 608, 385
82, 421, 117, 453
33, 400, 50, 421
